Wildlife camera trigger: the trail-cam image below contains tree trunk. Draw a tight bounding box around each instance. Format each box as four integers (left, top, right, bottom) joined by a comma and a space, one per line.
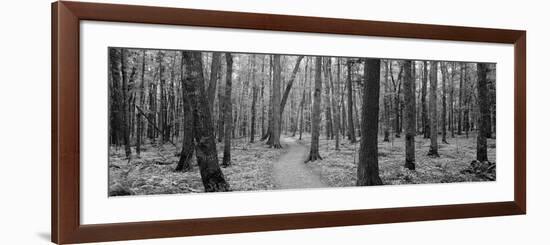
299, 90, 306, 140
488, 65, 495, 138
250, 56, 258, 143
353, 90, 361, 137
299, 58, 309, 140
339, 59, 346, 137
422, 61, 429, 138
441, 63, 448, 144
382, 61, 390, 142
458, 63, 464, 135
260, 56, 266, 137
261, 56, 304, 144
394, 85, 401, 139
109, 50, 122, 147
427, 61, 440, 157
450, 63, 455, 138
476, 63, 490, 162
217, 57, 225, 143
207, 52, 221, 113
291, 91, 298, 137
236, 58, 251, 138
330, 58, 340, 150
346, 61, 357, 143
147, 66, 157, 142
180, 51, 230, 192
176, 55, 194, 172
324, 59, 334, 140
389, 61, 403, 138
120, 49, 131, 158
305, 56, 323, 162
262, 56, 274, 143
164, 53, 176, 142
222, 53, 234, 166
136, 50, 147, 156
158, 51, 169, 143
357, 58, 383, 186
463, 65, 470, 137
270, 55, 283, 148
279, 56, 304, 117
403, 61, 416, 170
176, 104, 194, 171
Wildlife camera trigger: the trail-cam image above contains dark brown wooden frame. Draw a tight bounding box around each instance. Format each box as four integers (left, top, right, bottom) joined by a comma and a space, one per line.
52, 1, 526, 244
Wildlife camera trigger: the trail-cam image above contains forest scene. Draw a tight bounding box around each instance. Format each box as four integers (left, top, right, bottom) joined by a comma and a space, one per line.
108, 47, 496, 196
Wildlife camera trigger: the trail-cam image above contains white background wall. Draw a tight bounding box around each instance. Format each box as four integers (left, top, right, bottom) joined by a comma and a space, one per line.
0, 0, 547, 244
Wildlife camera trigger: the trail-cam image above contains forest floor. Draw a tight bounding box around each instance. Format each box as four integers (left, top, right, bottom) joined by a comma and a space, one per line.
109, 137, 285, 196
293, 132, 496, 187
109, 131, 495, 196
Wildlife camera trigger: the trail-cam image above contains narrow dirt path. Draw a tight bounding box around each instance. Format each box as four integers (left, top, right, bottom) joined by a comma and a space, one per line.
271, 136, 327, 189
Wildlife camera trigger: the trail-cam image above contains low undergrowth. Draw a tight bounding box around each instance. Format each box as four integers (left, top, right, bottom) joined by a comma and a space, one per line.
296, 133, 496, 187
108, 138, 284, 196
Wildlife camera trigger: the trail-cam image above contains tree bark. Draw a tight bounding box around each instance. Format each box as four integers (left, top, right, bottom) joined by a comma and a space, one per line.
180, 51, 230, 192
324, 58, 334, 140
147, 64, 157, 141
158, 51, 170, 143
488, 66, 495, 138
136, 50, 147, 156
207, 52, 222, 114
167, 54, 176, 143
262, 56, 274, 143
120, 49, 131, 158
299, 58, 309, 140
305, 56, 323, 162
164, 53, 176, 142
279, 56, 304, 117
458, 63, 464, 135
250, 56, 258, 143
427, 61, 440, 157
236, 57, 251, 138
270, 55, 283, 148
109, 49, 119, 147
389, 61, 403, 138
441, 62, 449, 144
422, 61, 429, 138
222, 53, 234, 166
353, 90, 361, 137
449, 63, 455, 138
176, 58, 194, 172
340, 59, 347, 137
298, 90, 306, 140
346, 61, 357, 143
463, 65, 470, 136
403, 60, 416, 170
383, 61, 391, 142
260, 56, 266, 137
357, 58, 383, 186
477, 63, 490, 162
329, 58, 341, 150
217, 57, 225, 143
261, 56, 304, 144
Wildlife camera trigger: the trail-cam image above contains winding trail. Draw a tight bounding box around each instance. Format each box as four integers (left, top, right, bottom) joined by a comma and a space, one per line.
272, 136, 327, 189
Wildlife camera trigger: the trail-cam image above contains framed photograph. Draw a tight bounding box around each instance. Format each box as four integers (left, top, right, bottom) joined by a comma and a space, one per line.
52, 1, 526, 244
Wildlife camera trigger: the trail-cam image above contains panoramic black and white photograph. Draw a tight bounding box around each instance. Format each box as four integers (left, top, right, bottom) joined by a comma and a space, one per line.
108, 47, 496, 196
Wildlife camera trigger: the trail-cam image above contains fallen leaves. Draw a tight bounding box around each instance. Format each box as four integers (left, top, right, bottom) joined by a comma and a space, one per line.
108, 138, 283, 196
300, 133, 496, 187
